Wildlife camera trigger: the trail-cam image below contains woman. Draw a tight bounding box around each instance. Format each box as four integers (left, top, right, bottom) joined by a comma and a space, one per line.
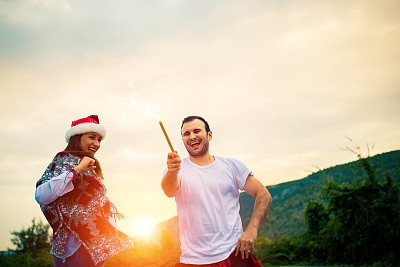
35, 115, 133, 266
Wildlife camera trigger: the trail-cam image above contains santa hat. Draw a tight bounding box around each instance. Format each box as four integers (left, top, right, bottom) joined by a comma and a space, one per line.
65, 115, 107, 143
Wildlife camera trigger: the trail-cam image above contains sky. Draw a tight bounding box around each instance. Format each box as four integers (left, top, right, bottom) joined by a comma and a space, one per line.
1, 0, 400, 251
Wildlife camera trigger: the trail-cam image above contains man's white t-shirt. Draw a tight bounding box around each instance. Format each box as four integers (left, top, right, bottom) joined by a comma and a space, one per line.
175, 156, 251, 264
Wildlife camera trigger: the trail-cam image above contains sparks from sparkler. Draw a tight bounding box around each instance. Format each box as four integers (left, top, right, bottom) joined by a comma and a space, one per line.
115, 81, 175, 151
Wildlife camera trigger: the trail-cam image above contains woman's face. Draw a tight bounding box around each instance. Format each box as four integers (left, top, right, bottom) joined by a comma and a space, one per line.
80, 132, 102, 156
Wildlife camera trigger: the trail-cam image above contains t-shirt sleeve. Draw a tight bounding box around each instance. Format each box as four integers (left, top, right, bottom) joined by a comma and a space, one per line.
230, 158, 252, 191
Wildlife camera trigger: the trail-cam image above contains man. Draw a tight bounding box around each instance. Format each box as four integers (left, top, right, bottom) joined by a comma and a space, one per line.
161, 116, 272, 266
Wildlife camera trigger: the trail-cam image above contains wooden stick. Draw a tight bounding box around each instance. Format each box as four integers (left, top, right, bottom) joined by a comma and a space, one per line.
159, 121, 175, 152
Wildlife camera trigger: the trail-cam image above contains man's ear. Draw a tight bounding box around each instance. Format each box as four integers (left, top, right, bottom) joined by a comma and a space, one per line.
208, 130, 213, 141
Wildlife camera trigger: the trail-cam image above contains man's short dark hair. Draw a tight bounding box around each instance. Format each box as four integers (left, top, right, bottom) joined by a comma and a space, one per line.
181, 116, 211, 134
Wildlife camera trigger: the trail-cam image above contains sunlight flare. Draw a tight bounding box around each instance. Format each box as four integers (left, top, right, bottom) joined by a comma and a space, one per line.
132, 217, 156, 237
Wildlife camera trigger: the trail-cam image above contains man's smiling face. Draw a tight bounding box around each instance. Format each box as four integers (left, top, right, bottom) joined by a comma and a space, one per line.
181, 119, 212, 158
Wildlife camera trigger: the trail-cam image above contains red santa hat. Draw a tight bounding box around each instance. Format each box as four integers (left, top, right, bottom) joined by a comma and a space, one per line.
65, 115, 107, 143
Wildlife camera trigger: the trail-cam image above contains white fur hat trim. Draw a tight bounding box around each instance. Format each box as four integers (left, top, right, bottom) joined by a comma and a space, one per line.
65, 123, 106, 143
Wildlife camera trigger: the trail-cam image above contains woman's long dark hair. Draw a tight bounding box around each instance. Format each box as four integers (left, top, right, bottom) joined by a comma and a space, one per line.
64, 134, 104, 180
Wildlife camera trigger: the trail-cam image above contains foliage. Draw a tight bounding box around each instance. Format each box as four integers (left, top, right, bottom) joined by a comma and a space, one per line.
253, 150, 400, 266
315, 155, 400, 265
10, 218, 50, 256
25, 248, 54, 267
304, 200, 329, 238
0, 250, 28, 267
254, 236, 308, 266
0, 248, 53, 267
1, 218, 53, 267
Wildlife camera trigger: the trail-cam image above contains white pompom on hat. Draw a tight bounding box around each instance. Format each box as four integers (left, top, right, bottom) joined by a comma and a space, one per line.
65, 115, 106, 143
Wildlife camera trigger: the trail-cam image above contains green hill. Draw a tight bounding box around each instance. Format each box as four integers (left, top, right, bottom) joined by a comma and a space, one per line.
239, 150, 400, 240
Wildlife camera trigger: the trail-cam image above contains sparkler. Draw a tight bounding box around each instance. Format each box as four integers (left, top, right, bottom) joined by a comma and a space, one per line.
144, 111, 175, 152
158, 120, 175, 152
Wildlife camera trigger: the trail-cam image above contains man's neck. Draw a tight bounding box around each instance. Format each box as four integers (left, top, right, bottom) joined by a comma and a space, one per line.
189, 153, 215, 166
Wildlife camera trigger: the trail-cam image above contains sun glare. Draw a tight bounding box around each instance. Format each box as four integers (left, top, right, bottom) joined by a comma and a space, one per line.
132, 218, 156, 237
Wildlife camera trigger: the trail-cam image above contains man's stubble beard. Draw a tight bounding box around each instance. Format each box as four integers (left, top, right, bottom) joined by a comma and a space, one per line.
188, 140, 209, 158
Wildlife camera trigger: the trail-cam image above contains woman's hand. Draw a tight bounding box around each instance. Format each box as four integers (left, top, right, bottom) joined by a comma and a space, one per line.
73, 156, 96, 174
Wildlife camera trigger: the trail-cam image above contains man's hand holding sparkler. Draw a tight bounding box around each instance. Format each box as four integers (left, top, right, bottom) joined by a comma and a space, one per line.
161, 151, 181, 198
167, 152, 181, 174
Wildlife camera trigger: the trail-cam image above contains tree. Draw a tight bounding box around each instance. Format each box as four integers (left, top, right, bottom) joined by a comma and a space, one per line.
304, 153, 400, 265
254, 236, 308, 266
10, 218, 51, 255
304, 200, 329, 238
